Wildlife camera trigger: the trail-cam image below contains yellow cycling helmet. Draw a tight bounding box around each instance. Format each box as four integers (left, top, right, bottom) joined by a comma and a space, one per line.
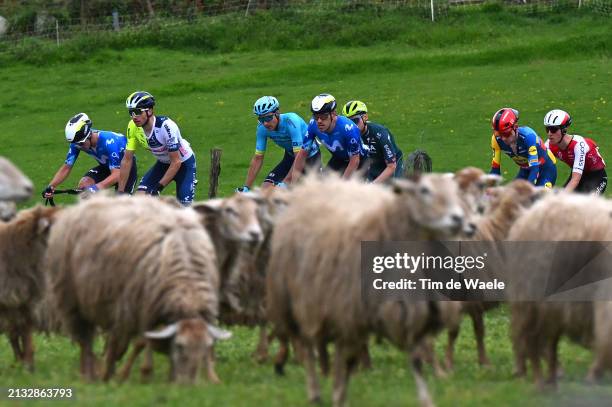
342, 100, 368, 117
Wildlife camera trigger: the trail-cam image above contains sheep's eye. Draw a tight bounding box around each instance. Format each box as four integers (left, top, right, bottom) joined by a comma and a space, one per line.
224, 207, 238, 216
419, 186, 430, 195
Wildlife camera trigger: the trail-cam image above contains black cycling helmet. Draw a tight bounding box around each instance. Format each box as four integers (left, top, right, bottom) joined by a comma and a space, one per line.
126, 91, 155, 110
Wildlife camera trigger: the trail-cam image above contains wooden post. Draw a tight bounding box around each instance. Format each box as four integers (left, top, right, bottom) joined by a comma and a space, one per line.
209, 148, 222, 198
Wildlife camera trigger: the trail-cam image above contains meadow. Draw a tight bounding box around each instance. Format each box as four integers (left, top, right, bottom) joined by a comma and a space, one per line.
0, 6, 611, 406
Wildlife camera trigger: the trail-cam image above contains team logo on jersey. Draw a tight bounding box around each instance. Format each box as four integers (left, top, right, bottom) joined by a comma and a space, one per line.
528, 146, 537, 155
324, 140, 344, 152
106, 139, 115, 145
111, 152, 119, 159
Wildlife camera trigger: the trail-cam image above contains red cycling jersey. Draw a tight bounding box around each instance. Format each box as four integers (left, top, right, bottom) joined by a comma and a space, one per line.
545, 135, 606, 174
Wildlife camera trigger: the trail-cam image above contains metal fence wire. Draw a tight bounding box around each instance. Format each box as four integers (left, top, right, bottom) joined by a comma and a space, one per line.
0, 0, 609, 48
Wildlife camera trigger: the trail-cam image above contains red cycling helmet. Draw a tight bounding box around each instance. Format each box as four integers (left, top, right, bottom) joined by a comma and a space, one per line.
491, 108, 519, 134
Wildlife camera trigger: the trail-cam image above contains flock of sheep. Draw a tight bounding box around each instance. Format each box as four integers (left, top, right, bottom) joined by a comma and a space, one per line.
1, 155, 612, 407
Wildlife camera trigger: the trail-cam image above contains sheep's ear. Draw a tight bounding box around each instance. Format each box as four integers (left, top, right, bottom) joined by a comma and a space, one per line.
391, 178, 416, 195
481, 174, 503, 188
208, 325, 232, 341
241, 191, 265, 205
145, 323, 178, 339
192, 199, 223, 216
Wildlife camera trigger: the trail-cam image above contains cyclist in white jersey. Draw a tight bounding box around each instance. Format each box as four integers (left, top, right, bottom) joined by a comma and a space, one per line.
118, 91, 197, 205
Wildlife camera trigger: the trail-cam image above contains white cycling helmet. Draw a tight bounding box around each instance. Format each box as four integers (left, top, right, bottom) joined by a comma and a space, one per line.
65, 113, 92, 144
311, 94, 337, 114
544, 109, 572, 130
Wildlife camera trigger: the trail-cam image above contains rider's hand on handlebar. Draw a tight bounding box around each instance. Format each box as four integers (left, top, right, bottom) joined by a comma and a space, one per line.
41, 185, 55, 199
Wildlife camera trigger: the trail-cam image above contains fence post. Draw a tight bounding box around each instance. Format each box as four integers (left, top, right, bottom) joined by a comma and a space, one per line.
112, 9, 120, 31
209, 148, 222, 198
55, 20, 60, 46
430, 0, 435, 22
245, 0, 253, 16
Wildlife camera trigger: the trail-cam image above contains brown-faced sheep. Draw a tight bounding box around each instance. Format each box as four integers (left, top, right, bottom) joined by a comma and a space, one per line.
0, 157, 33, 202
46, 195, 230, 383
266, 173, 469, 407
0, 205, 60, 371
507, 192, 612, 388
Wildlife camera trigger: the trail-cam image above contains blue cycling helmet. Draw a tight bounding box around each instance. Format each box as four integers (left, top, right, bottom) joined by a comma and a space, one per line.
253, 96, 279, 116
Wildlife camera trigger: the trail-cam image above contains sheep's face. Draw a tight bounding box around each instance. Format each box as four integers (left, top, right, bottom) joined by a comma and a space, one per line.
145, 319, 232, 384
0, 157, 33, 202
195, 194, 264, 243
454, 167, 502, 216
0, 201, 16, 221
256, 188, 291, 233
170, 319, 209, 384
395, 174, 467, 237
485, 179, 542, 214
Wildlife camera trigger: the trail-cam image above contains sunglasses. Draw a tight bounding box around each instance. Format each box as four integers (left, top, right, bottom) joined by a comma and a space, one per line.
313, 113, 331, 121
128, 108, 147, 117
349, 115, 362, 124
258, 114, 276, 123
545, 126, 560, 133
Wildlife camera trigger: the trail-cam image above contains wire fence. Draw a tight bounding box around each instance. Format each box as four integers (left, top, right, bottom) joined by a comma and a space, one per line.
0, 0, 609, 49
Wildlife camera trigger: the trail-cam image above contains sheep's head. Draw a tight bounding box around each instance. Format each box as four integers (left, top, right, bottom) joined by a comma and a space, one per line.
0, 157, 33, 202
144, 318, 232, 384
454, 167, 502, 215
194, 193, 264, 243
393, 174, 468, 237
255, 187, 291, 233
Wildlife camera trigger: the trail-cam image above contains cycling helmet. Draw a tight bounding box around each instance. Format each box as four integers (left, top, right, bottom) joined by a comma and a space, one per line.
544, 109, 572, 129
125, 91, 155, 109
342, 100, 368, 117
253, 96, 279, 116
311, 94, 337, 114
491, 108, 519, 133
65, 113, 92, 144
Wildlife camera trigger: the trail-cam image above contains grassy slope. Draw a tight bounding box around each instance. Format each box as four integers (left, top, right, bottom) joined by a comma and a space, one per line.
0, 9, 611, 407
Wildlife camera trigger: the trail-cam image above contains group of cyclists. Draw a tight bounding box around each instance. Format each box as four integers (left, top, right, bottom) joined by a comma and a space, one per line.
490, 107, 607, 194
42, 91, 608, 207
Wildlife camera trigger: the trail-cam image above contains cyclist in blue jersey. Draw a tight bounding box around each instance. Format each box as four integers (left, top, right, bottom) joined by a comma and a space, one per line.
236, 96, 321, 192
42, 113, 137, 200
342, 100, 404, 183
292, 94, 367, 182
490, 107, 557, 188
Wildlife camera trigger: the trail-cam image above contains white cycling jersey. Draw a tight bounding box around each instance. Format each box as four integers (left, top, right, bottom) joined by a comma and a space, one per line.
128, 115, 194, 164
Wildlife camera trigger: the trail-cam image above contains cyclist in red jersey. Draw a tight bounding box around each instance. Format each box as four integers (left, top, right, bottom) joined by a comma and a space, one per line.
544, 109, 607, 195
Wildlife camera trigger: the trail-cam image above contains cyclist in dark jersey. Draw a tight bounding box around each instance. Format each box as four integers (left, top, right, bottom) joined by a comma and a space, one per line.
342, 100, 404, 183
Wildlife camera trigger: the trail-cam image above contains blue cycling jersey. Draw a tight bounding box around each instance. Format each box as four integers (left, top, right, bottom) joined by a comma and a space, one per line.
304, 115, 365, 161
255, 112, 319, 158
490, 126, 557, 184
65, 130, 127, 169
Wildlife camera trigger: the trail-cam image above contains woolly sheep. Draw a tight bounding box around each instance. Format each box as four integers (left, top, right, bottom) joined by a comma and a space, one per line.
46, 195, 230, 383
0, 205, 59, 371
266, 173, 469, 407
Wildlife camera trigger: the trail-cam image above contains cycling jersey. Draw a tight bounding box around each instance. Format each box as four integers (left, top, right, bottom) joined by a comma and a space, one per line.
304, 116, 366, 161
545, 135, 606, 174
490, 126, 557, 184
255, 112, 319, 157
362, 121, 403, 177
126, 116, 193, 164
65, 130, 127, 169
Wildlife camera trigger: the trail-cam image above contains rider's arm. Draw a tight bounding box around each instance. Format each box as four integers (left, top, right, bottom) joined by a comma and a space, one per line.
342, 154, 361, 179
159, 150, 182, 188
48, 164, 73, 188
283, 119, 310, 184
245, 153, 264, 188
118, 150, 135, 192
565, 140, 588, 192
372, 162, 397, 184
372, 130, 398, 184
525, 135, 541, 184
97, 168, 121, 189
490, 135, 501, 175
291, 149, 308, 184
291, 123, 316, 184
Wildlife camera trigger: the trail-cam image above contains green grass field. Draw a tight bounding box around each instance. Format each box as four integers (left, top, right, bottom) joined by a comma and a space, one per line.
1, 8, 611, 407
